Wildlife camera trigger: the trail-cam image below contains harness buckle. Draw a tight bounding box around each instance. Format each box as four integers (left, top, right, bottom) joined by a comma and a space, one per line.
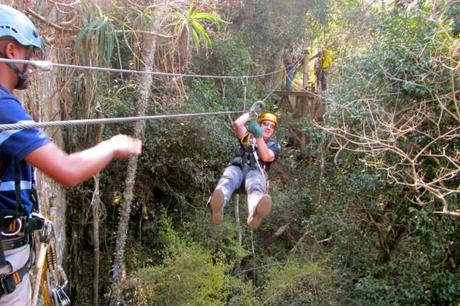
0, 273, 16, 295
28, 212, 45, 233
0, 216, 22, 237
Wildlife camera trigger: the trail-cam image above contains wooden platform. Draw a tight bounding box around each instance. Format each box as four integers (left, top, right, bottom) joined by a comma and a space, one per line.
273, 90, 325, 148
274, 90, 323, 120
273, 90, 314, 97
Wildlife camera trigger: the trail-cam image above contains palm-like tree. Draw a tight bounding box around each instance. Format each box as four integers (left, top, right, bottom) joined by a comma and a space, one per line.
172, 3, 225, 67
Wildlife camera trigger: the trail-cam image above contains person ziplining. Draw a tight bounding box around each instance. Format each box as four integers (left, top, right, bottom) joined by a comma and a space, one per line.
207, 102, 281, 230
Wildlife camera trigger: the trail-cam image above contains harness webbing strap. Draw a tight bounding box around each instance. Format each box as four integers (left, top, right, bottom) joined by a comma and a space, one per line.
0, 159, 8, 268
0, 261, 30, 297
0, 161, 25, 269
14, 162, 21, 214
0, 160, 8, 181
0, 240, 6, 268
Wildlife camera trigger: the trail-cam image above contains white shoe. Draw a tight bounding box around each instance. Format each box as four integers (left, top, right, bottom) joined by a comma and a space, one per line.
209, 189, 225, 224
247, 194, 272, 230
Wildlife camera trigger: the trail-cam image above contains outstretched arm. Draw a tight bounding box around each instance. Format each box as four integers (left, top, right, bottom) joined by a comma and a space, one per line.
25, 134, 142, 187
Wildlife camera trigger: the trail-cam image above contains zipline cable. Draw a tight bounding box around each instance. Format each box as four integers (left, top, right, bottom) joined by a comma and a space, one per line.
0, 51, 298, 131
0, 58, 283, 80
0, 110, 245, 131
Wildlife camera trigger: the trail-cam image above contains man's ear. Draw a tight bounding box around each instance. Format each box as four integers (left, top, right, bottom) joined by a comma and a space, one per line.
4, 41, 17, 59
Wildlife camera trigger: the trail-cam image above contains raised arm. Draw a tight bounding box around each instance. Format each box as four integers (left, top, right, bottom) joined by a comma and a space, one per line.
233, 112, 252, 139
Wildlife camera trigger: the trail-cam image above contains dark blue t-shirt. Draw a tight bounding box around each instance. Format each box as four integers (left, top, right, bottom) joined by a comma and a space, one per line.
0, 84, 50, 215
236, 138, 281, 171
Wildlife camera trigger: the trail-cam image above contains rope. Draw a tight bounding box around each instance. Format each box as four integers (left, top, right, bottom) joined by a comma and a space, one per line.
0, 58, 282, 80
242, 76, 248, 110
0, 110, 245, 131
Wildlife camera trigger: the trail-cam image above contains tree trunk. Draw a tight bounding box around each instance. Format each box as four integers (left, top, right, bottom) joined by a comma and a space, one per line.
18, 0, 68, 265
92, 113, 103, 306
109, 3, 166, 305
91, 175, 101, 306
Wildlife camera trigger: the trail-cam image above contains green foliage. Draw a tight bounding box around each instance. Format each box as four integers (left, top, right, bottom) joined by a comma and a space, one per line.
133, 244, 227, 305
330, 8, 459, 213
173, 4, 226, 50
189, 37, 256, 110
236, 0, 314, 65
61, 2, 460, 306
261, 257, 341, 305
441, 1, 460, 36
354, 276, 390, 306
76, 1, 121, 67
123, 216, 255, 305
294, 130, 460, 305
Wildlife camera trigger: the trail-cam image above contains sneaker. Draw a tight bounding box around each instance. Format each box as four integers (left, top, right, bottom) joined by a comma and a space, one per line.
247, 194, 272, 230
209, 189, 225, 224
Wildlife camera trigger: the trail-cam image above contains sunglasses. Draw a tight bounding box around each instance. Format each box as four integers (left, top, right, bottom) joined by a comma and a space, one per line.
262, 121, 276, 129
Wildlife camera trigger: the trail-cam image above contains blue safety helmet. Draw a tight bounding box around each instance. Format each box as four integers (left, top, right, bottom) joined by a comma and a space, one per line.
0, 5, 42, 50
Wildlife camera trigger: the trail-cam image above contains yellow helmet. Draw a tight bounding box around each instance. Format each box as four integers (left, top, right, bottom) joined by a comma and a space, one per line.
258, 113, 279, 127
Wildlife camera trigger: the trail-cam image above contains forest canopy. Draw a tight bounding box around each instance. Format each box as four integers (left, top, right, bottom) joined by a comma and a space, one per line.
6, 0, 459, 305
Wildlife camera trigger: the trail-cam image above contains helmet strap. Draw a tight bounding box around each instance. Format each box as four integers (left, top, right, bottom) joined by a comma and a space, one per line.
0, 44, 33, 90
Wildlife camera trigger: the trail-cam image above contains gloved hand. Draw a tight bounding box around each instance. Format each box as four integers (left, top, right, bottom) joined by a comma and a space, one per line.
246, 119, 263, 138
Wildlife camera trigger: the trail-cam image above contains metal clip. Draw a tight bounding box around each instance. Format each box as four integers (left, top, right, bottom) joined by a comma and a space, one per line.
249, 100, 265, 118
31, 60, 53, 71
1, 216, 22, 237
51, 287, 71, 306
40, 220, 54, 244
95, 101, 102, 113
241, 76, 248, 87
55, 266, 68, 289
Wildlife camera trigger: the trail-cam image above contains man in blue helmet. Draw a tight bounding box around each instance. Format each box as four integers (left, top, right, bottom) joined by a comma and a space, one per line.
0, 5, 142, 304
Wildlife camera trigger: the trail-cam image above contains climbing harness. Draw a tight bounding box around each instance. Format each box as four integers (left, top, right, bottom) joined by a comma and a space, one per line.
236, 101, 271, 190
0, 211, 45, 299
0, 159, 68, 305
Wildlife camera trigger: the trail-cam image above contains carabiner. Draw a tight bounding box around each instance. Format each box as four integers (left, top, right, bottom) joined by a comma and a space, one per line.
249, 100, 265, 118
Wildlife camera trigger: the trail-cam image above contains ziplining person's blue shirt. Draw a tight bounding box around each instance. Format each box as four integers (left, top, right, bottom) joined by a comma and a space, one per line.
0, 84, 50, 215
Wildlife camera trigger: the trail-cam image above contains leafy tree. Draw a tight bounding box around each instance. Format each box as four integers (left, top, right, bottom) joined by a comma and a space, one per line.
321, 10, 460, 216
120, 215, 256, 305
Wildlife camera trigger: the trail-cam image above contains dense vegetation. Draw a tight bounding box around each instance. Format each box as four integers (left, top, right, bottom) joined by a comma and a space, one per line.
15, 0, 460, 304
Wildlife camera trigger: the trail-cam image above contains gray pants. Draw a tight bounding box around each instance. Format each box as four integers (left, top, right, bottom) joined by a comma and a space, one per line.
0, 245, 32, 305
215, 165, 266, 213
